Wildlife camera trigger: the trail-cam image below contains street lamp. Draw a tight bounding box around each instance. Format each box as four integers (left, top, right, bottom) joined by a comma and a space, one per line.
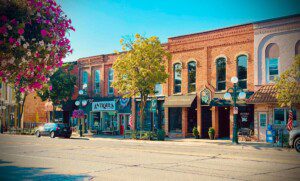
224, 76, 246, 144
75, 84, 88, 137
0, 104, 6, 134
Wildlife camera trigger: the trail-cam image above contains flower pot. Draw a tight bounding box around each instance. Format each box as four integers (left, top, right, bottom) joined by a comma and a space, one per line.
209, 133, 214, 140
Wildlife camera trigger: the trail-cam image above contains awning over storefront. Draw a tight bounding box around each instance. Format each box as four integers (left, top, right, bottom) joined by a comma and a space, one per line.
210, 92, 254, 107
247, 84, 277, 104
164, 94, 196, 107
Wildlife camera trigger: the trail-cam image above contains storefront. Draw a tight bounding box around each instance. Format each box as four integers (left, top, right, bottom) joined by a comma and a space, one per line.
135, 96, 165, 131
81, 97, 131, 135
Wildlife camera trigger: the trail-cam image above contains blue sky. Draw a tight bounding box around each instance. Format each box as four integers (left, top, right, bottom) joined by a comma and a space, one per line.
57, 0, 300, 62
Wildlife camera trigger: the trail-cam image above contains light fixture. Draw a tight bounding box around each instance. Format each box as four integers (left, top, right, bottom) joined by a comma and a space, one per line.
83, 84, 87, 89
79, 90, 84, 95
231, 76, 238, 84
224, 92, 232, 100
82, 100, 87, 106
75, 101, 80, 106
238, 92, 246, 100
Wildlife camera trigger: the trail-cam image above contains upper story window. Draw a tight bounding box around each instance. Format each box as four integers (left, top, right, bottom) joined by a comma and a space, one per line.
216, 58, 226, 91
237, 55, 248, 89
266, 43, 279, 83
82, 71, 88, 88
295, 40, 300, 55
188, 61, 196, 93
155, 84, 163, 96
108, 68, 114, 95
173, 63, 182, 94
94, 70, 100, 94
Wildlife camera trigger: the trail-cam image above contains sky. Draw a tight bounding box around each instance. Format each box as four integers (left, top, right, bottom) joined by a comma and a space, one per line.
57, 0, 300, 62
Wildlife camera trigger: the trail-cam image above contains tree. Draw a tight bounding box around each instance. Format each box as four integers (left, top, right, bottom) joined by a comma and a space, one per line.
0, 0, 74, 126
112, 34, 170, 130
37, 63, 76, 122
275, 55, 300, 108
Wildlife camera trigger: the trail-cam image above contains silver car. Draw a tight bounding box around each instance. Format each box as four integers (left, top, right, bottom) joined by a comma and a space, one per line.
289, 127, 300, 152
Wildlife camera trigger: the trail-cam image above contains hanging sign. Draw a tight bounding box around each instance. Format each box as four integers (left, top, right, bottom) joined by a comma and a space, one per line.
151, 99, 157, 112
240, 112, 249, 122
92, 101, 115, 111
200, 88, 211, 105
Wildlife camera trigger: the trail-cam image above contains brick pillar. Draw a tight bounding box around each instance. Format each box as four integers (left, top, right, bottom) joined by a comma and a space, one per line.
164, 107, 169, 136
131, 98, 136, 131
211, 107, 219, 139
182, 107, 188, 137
230, 107, 234, 139
197, 94, 201, 136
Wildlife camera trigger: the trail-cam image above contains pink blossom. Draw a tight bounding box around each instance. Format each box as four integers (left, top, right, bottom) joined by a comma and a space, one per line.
49, 85, 53, 91
18, 28, 24, 35
10, 19, 17, 26
9, 37, 15, 44
1, 15, 7, 22
41, 29, 48, 37
0, 26, 7, 34
20, 87, 25, 93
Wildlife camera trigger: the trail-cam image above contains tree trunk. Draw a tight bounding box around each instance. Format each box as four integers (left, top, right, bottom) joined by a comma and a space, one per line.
17, 94, 26, 128
139, 94, 148, 131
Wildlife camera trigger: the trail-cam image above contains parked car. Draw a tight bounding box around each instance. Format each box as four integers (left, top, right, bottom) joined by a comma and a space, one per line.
289, 127, 300, 152
35, 123, 72, 138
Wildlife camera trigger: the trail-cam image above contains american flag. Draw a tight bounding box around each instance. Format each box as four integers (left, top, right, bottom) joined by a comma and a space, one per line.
286, 110, 293, 131
129, 114, 133, 130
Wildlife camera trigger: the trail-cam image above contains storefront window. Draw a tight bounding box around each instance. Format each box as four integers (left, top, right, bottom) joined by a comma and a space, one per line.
102, 112, 117, 131
174, 63, 182, 94
108, 68, 114, 95
237, 55, 247, 89
169, 108, 182, 132
216, 58, 226, 91
274, 108, 297, 125
188, 61, 196, 93
94, 70, 100, 94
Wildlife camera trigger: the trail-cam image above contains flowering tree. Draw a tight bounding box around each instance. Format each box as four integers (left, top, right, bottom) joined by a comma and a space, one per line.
0, 0, 74, 127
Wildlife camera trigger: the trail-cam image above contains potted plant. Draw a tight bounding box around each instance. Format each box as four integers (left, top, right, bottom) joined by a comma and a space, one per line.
157, 129, 165, 141
192, 127, 200, 139
208, 127, 215, 140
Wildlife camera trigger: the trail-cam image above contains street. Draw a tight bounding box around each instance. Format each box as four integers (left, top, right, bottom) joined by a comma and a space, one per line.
0, 134, 299, 181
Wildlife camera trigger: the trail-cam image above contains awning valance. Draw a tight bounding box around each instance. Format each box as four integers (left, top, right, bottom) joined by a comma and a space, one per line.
164, 94, 196, 107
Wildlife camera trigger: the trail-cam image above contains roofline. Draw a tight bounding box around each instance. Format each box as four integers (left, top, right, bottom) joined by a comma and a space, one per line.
169, 13, 300, 40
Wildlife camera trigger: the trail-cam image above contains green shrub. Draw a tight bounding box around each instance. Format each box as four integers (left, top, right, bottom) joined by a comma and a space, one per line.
157, 129, 165, 141
208, 127, 215, 135
192, 127, 199, 137
131, 131, 138, 139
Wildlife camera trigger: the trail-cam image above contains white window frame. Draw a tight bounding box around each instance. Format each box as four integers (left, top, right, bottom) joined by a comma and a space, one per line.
266, 58, 280, 83
259, 112, 267, 128
94, 70, 100, 94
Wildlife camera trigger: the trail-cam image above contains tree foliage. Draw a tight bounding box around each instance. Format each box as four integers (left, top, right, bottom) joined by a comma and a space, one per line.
112, 34, 170, 130
37, 63, 76, 121
275, 55, 300, 108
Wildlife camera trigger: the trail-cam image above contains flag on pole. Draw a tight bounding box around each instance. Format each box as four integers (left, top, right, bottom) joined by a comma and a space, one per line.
286, 110, 293, 131
129, 114, 133, 130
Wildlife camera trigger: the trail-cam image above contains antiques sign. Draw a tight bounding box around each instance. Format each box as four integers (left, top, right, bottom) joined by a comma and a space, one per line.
92, 101, 115, 111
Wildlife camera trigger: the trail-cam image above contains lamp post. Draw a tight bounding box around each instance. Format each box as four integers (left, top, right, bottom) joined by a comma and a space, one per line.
224, 76, 246, 144
0, 104, 6, 134
75, 84, 88, 137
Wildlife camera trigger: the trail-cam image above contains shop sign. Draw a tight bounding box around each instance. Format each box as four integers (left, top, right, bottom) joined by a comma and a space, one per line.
240, 112, 249, 122
92, 101, 115, 111
200, 88, 211, 105
151, 99, 157, 112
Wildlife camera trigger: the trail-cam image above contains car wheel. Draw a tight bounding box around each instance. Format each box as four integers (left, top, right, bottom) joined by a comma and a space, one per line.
35, 131, 41, 138
294, 137, 300, 153
50, 131, 55, 138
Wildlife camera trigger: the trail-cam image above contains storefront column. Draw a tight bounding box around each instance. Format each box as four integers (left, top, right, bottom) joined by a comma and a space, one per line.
131, 99, 136, 130
164, 108, 169, 136
182, 107, 188, 137
230, 107, 234, 139
197, 94, 201, 136
211, 107, 219, 139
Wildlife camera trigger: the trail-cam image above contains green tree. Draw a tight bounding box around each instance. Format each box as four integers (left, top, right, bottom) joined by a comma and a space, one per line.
37, 63, 77, 122
112, 34, 170, 130
275, 55, 300, 108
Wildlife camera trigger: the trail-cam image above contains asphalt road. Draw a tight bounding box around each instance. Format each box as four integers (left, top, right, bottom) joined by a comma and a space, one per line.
0, 134, 299, 181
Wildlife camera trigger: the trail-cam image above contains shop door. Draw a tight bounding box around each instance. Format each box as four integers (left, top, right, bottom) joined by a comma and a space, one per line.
218, 107, 230, 138
201, 106, 212, 138
188, 100, 197, 133
119, 114, 130, 135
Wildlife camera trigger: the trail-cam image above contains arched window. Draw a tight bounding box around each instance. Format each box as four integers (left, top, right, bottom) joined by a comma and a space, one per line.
216, 58, 226, 91
173, 63, 182, 94
237, 55, 248, 89
295, 40, 300, 55
188, 61, 196, 93
94, 70, 100, 94
108, 68, 114, 95
82, 71, 88, 87
266, 43, 279, 82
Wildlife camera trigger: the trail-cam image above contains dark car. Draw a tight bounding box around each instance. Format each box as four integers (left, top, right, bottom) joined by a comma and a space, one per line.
35, 123, 72, 138
289, 127, 300, 152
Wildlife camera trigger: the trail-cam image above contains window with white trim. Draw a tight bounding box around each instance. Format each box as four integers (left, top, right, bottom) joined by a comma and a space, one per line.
82, 71, 88, 87
237, 55, 247, 89
94, 70, 100, 94
173, 63, 182, 94
108, 68, 114, 95
188, 61, 196, 93
216, 58, 226, 91
274, 108, 297, 125
265, 43, 279, 83
155, 84, 163, 96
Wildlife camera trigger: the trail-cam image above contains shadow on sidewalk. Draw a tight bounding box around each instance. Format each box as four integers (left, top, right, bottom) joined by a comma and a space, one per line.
0, 159, 91, 180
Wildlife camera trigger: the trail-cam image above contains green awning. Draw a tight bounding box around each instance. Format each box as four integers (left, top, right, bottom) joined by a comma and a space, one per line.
164, 94, 196, 107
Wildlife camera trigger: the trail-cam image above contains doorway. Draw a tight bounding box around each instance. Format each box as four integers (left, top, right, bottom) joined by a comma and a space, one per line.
218, 106, 230, 138
188, 100, 197, 133
118, 114, 130, 135
201, 106, 212, 138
